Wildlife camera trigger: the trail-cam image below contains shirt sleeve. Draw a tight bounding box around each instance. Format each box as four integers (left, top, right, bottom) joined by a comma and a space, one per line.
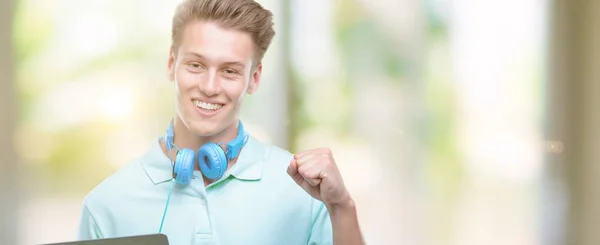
77, 202, 104, 240
307, 199, 333, 245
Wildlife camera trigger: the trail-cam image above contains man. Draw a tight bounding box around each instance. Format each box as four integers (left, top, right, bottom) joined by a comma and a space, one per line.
77, 0, 364, 244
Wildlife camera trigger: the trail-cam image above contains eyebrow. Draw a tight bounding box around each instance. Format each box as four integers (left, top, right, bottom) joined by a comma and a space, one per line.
183, 52, 246, 69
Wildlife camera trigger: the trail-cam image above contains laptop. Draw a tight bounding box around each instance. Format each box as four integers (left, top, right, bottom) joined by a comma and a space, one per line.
38, 234, 169, 245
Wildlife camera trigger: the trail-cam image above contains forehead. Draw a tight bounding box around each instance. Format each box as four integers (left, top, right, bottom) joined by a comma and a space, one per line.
177, 21, 256, 65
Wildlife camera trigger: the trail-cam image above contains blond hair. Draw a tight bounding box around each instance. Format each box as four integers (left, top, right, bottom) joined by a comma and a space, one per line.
171, 0, 276, 65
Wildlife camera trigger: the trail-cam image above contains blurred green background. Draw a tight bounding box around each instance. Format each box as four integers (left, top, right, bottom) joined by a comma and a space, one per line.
2, 0, 600, 245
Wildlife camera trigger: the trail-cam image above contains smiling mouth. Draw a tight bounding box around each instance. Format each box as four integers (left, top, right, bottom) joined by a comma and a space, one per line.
193, 99, 224, 111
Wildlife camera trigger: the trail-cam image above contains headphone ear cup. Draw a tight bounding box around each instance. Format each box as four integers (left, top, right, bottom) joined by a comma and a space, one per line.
173, 148, 195, 185
198, 143, 227, 180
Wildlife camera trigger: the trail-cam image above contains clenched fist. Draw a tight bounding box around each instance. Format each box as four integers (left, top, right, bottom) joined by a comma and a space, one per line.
286, 147, 353, 209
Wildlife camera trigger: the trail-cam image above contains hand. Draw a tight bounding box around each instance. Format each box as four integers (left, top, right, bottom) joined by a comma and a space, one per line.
287, 148, 353, 210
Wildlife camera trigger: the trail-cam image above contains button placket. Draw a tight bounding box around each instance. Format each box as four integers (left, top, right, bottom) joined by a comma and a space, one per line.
191, 176, 214, 237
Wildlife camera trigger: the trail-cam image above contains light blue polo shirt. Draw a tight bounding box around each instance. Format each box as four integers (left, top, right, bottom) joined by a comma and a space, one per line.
77, 135, 333, 245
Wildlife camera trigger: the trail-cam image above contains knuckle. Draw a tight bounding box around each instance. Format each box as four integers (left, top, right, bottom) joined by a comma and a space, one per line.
298, 166, 309, 175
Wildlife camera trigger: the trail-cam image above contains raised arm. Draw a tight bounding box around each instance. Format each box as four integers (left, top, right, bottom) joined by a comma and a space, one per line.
287, 148, 365, 245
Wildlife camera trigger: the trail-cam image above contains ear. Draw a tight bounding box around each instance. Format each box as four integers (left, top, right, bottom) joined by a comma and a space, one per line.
247, 63, 262, 94
167, 46, 176, 81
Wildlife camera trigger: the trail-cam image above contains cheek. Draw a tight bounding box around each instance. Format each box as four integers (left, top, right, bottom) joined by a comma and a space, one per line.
224, 81, 248, 102
175, 70, 199, 90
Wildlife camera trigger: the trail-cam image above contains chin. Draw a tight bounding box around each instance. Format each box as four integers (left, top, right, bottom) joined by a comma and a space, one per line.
187, 120, 224, 137
188, 117, 237, 139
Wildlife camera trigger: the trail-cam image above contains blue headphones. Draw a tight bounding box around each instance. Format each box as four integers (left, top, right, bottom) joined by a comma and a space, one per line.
158, 120, 248, 233
164, 120, 249, 184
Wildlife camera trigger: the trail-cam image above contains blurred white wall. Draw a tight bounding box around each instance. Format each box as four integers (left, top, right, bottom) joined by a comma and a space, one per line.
450, 0, 546, 244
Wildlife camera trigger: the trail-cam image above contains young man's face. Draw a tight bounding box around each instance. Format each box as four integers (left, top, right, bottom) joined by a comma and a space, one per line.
168, 21, 261, 137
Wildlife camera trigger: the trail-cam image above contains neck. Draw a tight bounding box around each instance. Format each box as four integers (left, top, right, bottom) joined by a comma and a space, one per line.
172, 116, 240, 151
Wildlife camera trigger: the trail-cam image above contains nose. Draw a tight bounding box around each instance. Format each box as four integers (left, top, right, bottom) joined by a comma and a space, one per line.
199, 70, 220, 96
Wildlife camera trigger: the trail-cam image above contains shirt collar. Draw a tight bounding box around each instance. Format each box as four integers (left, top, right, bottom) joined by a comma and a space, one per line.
141, 135, 265, 185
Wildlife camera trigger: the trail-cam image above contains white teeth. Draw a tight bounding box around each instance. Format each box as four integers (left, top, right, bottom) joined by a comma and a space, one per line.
194, 100, 223, 110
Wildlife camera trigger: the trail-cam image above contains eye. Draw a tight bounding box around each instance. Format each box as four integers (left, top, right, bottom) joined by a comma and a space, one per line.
222, 68, 239, 76
189, 62, 201, 69
186, 62, 206, 72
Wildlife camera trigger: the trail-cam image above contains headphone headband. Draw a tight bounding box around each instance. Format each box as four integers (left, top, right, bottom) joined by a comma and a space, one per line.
225, 121, 248, 160
165, 124, 175, 151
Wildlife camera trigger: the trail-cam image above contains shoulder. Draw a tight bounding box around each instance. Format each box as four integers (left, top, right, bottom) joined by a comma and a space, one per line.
262, 140, 294, 166
83, 138, 169, 208
246, 136, 294, 178
245, 136, 314, 201
82, 158, 147, 209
